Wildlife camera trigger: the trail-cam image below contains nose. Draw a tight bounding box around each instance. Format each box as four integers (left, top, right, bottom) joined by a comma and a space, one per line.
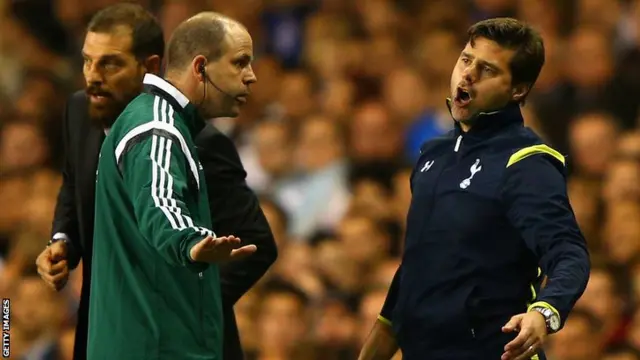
84, 62, 103, 85
461, 65, 476, 84
244, 65, 257, 86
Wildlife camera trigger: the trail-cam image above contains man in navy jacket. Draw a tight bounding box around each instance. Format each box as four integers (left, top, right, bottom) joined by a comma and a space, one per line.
358, 18, 590, 360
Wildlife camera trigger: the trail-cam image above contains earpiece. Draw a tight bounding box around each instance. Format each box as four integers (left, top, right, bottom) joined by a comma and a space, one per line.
198, 59, 234, 97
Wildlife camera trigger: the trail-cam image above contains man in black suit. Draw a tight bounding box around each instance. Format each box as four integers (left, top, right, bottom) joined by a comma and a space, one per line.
35, 4, 277, 360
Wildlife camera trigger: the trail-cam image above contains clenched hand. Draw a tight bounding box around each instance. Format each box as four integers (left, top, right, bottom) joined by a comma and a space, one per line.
35, 241, 70, 291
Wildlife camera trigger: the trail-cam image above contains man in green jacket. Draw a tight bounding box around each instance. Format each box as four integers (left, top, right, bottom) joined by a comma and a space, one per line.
88, 12, 258, 360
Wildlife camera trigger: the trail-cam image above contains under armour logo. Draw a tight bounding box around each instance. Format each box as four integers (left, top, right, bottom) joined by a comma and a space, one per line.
460, 158, 482, 189
420, 160, 435, 172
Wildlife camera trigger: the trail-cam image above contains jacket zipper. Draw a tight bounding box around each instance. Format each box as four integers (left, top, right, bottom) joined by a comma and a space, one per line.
454, 135, 462, 152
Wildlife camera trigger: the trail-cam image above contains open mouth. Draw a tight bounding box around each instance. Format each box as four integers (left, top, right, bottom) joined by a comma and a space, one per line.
89, 93, 112, 103
455, 87, 472, 106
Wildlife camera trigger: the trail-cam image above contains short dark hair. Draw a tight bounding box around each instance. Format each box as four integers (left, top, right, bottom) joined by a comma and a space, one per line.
87, 2, 164, 60
165, 14, 230, 70
468, 18, 545, 99
261, 278, 310, 308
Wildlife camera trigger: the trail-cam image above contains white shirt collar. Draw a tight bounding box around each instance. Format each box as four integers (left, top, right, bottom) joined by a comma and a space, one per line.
142, 73, 190, 108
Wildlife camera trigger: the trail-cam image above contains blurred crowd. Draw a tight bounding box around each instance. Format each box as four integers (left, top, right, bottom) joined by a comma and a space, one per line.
0, 0, 639, 359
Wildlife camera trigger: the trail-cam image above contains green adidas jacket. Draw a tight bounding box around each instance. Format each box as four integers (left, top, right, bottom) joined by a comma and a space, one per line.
88, 74, 222, 360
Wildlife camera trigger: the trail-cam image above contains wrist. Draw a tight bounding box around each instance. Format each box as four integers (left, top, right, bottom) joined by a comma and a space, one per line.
49, 233, 69, 247
529, 305, 560, 334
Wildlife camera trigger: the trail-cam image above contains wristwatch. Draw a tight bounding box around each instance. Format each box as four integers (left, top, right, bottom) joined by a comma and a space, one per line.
48, 233, 69, 247
530, 306, 560, 334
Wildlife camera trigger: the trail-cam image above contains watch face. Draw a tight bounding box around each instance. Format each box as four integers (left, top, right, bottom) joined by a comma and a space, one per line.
549, 314, 560, 331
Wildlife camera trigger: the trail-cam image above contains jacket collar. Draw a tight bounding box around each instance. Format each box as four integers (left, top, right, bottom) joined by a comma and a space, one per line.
446, 98, 524, 139
142, 73, 204, 135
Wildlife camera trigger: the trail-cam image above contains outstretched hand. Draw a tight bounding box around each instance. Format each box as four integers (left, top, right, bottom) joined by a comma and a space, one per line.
189, 235, 257, 263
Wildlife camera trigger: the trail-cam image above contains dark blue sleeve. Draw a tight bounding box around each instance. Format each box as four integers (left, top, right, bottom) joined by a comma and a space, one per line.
379, 265, 401, 325
500, 154, 590, 326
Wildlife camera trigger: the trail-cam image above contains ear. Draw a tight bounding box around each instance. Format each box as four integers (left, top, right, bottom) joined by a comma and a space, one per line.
192, 55, 207, 81
511, 83, 530, 103
141, 55, 162, 75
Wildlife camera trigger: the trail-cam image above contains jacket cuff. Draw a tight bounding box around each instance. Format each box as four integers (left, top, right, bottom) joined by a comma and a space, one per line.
185, 236, 209, 273
377, 314, 392, 327
527, 301, 560, 319
51, 233, 81, 269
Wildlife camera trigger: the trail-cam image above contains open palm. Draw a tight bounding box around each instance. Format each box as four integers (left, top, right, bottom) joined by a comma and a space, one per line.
189, 235, 257, 263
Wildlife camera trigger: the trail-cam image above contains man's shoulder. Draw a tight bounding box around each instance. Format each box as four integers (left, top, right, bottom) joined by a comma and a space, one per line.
195, 124, 244, 167
110, 94, 163, 136
419, 129, 457, 155
495, 127, 565, 170
195, 124, 235, 150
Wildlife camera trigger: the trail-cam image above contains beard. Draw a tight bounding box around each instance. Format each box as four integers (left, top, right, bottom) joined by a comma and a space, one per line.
86, 85, 139, 129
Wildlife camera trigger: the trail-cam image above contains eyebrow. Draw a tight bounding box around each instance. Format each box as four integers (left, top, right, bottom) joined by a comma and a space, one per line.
461, 51, 501, 71
236, 54, 253, 62
82, 52, 124, 61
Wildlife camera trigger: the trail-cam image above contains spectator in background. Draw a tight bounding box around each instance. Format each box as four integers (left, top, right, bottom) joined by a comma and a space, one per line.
338, 214, 390, 275
349, 101, 404, 165
565, 26, 638, 129
253, 281, 312, 360
618, 131, 640, 158
246, 120, 294, 193
567, 177, 602, 249
2, 0, 640, 357
12, 272, 69, 359
602, 201, 640, 266
311, 294, 359, 360
276, 70, 317, 122
568, 112, 620, 178
546, 308, 605, 360
626, 307, 640, 351
275, 115, 350, 239
576, 260, 630, 348
602, 344, 640, 360
602, 156, 640, 204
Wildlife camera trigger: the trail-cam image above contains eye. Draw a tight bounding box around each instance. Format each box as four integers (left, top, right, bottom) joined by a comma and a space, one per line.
235, 59, 249, 69
461, 57, 471, 65
483, 66, 495, 75
104, 63, 119, 72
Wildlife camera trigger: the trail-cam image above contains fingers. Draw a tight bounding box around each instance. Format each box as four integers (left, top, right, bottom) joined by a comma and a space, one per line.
49, 260, 69, 276
49, 241, 67, 261
502, 328, 542, 360
202, 236, 241, 249
50, 272, 70, 291
229, 244, 257, 260
191, 235, 243, 262
513, 343, 538, 360
504, 327, 530, 352
502, 314, 523, 333
36, 247, 53, 273
37, 259, 70, 291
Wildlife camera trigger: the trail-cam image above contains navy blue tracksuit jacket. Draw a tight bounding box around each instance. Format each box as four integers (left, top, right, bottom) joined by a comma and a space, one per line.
380, 102, 590, 360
